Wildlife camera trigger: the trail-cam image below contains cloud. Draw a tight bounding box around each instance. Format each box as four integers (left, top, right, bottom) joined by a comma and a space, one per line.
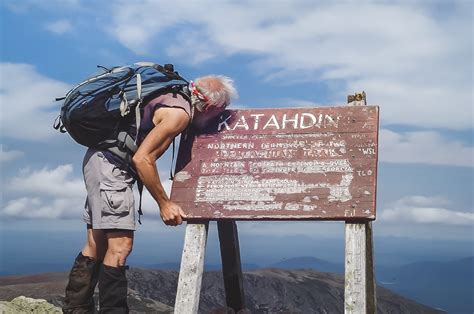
108, 1, 472, 130
9, 164, 84, 198
166, 31, 220, 65
346, 77, 472, 129
0, 63, 71, 141
0, 145, 24, 163
44, 19, 73, 34
2, 197, 82, 219
1, 164, 85, 219
380, 129, 474, 167
379, 195, 473, 226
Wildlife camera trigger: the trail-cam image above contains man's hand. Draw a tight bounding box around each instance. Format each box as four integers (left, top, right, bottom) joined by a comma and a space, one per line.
159, 201, 187, 226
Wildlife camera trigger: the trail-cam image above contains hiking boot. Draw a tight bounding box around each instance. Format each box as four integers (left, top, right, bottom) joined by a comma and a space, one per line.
98, 264, 129, 314
63, 252, 101, 313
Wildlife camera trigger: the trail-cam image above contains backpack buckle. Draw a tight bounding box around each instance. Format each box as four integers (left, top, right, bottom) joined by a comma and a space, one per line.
118, 138, 127, 151
119, 90, 130, 117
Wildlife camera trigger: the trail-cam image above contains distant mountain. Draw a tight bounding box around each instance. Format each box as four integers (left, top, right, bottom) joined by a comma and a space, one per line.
140, 262, 260, 271
0, 268, 444, 313
377, 256, 474, 314
266, 255, 473, 314
269, 256, 344, 273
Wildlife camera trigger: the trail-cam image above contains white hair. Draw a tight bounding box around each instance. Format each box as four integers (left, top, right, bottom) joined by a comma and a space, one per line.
194, 75, 238, 108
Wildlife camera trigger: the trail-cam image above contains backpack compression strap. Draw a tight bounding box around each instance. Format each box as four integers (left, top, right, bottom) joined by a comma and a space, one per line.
137, 180, 144, 224
101, 131, 138, 163
133, 73, 143, 144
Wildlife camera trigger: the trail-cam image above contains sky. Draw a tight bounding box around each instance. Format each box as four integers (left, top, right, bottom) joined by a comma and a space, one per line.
0, 0, 473, 273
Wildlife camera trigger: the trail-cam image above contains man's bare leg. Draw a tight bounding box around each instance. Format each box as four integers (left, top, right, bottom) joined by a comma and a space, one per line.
82, 226, 107, 260
99, 230, 134, 313
63, 226, 105, 313
103, 231, 133, 267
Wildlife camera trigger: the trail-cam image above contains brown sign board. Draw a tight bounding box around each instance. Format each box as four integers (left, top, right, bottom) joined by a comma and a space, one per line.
170, 106, 379, 221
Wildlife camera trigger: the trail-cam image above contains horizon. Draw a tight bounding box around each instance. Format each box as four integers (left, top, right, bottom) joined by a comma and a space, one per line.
1, 219, 473, 277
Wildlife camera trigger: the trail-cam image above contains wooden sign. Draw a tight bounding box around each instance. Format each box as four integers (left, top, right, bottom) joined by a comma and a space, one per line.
170, 106, 379, 220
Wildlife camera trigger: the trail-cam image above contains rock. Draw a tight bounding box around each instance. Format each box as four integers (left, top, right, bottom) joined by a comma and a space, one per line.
0, 296, 62, 313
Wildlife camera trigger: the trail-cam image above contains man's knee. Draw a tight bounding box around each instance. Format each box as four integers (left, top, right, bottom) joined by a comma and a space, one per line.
108, 241, 133, 257
107, 245, 132, 266
106, 233, 133, 266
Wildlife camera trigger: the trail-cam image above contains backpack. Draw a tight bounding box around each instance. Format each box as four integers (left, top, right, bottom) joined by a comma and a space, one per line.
54, 62, 191, 163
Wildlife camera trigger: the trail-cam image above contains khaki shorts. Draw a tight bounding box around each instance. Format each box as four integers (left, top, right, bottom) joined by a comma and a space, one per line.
82, 149, 136, 230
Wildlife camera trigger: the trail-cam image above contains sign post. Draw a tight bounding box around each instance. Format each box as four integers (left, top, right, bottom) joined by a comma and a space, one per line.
174, 221, 209, 314
218, 220, 245, 310
172, 104, 379, 313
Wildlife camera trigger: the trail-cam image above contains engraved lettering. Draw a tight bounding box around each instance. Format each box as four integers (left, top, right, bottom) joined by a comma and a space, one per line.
282, 113, 299, 129
218, 114, 232, 131
300, 113, 317, 129
232, 115, 250, 130
263, 114, 280, 130
250, 114, 265, 130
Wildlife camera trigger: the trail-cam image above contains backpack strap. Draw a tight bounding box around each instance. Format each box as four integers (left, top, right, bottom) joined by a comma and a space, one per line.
134, 73, 143, 144
169, 138, 176, 180
119, 90, 130, 117
154, 63, 186, 82
53, 115, 67, 133
137, 179, 144, 224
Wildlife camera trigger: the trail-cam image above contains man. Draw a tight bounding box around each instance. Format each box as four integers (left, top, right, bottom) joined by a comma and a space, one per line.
63, 75, 237, 313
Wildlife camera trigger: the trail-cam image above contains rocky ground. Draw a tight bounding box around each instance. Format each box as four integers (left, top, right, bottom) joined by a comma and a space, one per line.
0, 268, 445, 313
0, 296, 62, 313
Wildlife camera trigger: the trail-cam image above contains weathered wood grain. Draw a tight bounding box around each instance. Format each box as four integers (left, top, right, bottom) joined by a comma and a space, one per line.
218, 221, 245, 311
344, 221, 376, 314
174, 221, 209, 314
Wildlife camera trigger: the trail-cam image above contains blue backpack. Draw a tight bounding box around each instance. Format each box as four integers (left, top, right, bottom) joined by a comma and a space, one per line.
54, 62, 191, 163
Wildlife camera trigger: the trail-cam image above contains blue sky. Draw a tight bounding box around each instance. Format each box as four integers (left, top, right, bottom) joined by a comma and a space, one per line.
0, 0, 472, 271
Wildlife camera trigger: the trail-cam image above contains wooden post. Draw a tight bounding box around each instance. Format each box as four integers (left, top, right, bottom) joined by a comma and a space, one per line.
218, 220, 245, 311
174, 221, 209, 314
344, 221, 376, 314
345, 92, 376, 314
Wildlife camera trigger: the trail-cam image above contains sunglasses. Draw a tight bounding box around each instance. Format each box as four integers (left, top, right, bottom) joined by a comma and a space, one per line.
190, 82, 210, 112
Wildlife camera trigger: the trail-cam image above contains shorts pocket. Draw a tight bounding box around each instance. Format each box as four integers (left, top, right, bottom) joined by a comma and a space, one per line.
100, 183, 132, 216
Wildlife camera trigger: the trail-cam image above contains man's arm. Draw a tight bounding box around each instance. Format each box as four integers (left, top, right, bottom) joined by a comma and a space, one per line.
132, 107, 190, 226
